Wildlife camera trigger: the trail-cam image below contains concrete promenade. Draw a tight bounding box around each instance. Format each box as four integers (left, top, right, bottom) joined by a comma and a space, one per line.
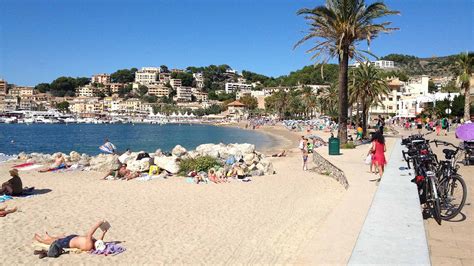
349, 139, 431, 265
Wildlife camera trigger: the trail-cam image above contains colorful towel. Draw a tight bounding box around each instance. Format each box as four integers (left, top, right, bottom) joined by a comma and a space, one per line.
14, 162, 35, 168
17, 164, 43, 171
90, 243, 126, 256
0, 195, 13, 203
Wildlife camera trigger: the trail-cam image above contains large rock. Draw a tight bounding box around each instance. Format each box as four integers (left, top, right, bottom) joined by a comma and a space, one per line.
69, 151, 81, 162
118, 152, 135, 164
154, 156, 180, 174
244, 153, 256, 165
196, 144, 219, 158
171, 145, 187, 157
127, 158, 150, 172
231, 143, 255, 155
89, 154, 120, 172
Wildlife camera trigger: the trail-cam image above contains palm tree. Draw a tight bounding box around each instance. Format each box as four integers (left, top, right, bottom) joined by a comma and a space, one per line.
294, 0, 399, 143
301, 86, 317, 118
349, 62, 389, 137
319, 83, 339, 119
455, 52, 473, 121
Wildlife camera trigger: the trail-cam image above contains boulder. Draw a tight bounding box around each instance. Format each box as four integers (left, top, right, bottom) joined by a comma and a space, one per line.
232, 143, 255, 155
118, 152, 135, 164
196, 144, 220, 158
69, 151, 81, 162
18, 152, 30, 160
171, 145, 187, 157
89, 154, 120, 172
154, 156, 180, 174
244, 153, 256, 165
250, 169, 264, 176
127, 158, 150, 172
154, 149, 163, 157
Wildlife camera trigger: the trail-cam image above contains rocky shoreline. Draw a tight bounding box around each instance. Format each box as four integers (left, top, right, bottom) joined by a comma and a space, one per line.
16, 143, 275, 177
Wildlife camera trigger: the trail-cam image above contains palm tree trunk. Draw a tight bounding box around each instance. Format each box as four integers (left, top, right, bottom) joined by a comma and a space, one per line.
338, 49, 349, 144
464, 83, 470, 121
362, 102, 368, 138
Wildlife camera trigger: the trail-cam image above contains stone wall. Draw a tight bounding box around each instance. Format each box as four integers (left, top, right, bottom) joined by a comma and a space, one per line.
312, 151, 349, 189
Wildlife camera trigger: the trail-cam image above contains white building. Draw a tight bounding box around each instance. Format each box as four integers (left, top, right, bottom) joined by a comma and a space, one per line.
193, 73, 205, 89
169, 79, 182, 89
176, 86, 192, 102
225, 82, 253, 94
353, 60, 395, 69
148, 84, 171, 98
76, 85, 98, 97
91, 73, 111, 84
135, 67, 160, 84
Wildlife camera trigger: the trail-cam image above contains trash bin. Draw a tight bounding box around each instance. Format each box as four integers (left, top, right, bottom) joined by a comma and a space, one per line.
328, 137, 340, 155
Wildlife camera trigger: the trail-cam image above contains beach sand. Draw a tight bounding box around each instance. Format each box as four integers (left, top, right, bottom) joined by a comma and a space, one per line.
0, 125, 347, 264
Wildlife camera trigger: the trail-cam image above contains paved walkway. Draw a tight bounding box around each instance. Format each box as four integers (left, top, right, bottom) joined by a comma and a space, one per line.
349, 139, 430, 264
424, 134, 474, 266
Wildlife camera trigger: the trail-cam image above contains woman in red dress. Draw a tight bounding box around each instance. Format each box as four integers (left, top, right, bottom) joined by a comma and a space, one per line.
370, 131, 386, 180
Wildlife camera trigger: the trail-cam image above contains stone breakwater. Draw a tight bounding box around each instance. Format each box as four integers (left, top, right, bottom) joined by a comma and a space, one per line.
312, 151, 349, 189
17, 143, 275, 176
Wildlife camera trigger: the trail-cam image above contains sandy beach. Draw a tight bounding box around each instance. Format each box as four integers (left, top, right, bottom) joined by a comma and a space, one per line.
0, 124, 348, 264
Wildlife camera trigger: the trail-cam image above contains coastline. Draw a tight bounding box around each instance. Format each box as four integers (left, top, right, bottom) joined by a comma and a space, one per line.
0, 122, 348, 264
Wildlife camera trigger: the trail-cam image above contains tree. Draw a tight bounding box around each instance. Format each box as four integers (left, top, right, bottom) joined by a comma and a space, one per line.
455, 52, 473, 121
119, 84, 132, 97
160, 65, 169, 73
55, 101, 70, 112
171, 72, 194, 86
50, 77, 77, 97
294, 0, 399, 143
137, 85, 148, 96
349, 63, 389, 137
319, 84, 339, 120
110, 68, 137, 83
75, 77, 90, 87
239, 95, 258, 110
35, 83, 50, 93
428, 80, 438, 93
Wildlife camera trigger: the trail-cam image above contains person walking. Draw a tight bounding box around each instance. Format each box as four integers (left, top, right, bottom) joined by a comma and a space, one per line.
369, 131, 386, 182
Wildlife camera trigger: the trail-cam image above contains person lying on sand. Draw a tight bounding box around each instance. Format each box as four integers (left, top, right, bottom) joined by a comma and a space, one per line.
271, 150, 286, 157
34, 220, 109, 258
102, 164, 140, 181
0, 169, 23, 196
0, 206, 17, 217
39, 154, 68, 173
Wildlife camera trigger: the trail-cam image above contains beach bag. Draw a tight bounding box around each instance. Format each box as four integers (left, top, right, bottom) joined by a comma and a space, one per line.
364, 154, 372, 165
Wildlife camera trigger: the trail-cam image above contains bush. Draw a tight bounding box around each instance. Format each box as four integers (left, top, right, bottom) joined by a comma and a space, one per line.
341, 142, 356, 149
178, 156, 221, 176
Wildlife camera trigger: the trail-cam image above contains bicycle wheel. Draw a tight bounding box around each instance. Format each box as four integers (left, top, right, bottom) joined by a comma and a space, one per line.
439, 175, 467, 220
427, 177, 442, 225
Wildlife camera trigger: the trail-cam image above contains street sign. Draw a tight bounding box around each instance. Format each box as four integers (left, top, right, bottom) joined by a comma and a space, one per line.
445, 108, 452, 114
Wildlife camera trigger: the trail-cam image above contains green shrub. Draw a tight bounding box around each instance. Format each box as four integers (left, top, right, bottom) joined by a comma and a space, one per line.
341, 142, 356, 149
178, 156, 221, 176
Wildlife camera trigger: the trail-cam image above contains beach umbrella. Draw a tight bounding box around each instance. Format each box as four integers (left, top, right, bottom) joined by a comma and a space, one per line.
455, 123, 474, 141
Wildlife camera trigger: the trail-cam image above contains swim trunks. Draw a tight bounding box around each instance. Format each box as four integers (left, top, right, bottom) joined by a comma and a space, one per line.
56, 234, 78, 249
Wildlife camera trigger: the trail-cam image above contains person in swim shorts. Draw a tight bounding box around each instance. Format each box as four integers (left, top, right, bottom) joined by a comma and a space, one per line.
34, 220, 108, 258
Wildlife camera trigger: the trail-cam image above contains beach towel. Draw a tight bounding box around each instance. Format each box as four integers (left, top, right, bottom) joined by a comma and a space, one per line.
14, 162, 35, 168
0, 195, 13, 203
90, 243, 126, 256
17, 164, 43, 171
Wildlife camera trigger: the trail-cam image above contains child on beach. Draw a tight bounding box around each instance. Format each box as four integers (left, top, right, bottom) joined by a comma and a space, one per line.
302, 149, 308, 171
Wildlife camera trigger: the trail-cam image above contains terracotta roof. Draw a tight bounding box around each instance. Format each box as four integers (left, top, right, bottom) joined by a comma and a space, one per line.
227, 100, 245, 107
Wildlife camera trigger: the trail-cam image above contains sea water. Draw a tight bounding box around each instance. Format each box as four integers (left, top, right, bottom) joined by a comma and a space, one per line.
0, 124, 276, 159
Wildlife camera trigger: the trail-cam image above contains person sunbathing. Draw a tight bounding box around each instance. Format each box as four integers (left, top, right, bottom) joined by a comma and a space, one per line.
0, 206, 17, 217
272, 150, 286, 157
34, 220, 109, 258
39, 154, 67, 173
0, 169, 23, 196
208, 169, 221, 184
102, 164, 140, 180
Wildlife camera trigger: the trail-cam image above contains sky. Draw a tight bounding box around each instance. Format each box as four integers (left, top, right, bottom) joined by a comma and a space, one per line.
0, 0, 473, 86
